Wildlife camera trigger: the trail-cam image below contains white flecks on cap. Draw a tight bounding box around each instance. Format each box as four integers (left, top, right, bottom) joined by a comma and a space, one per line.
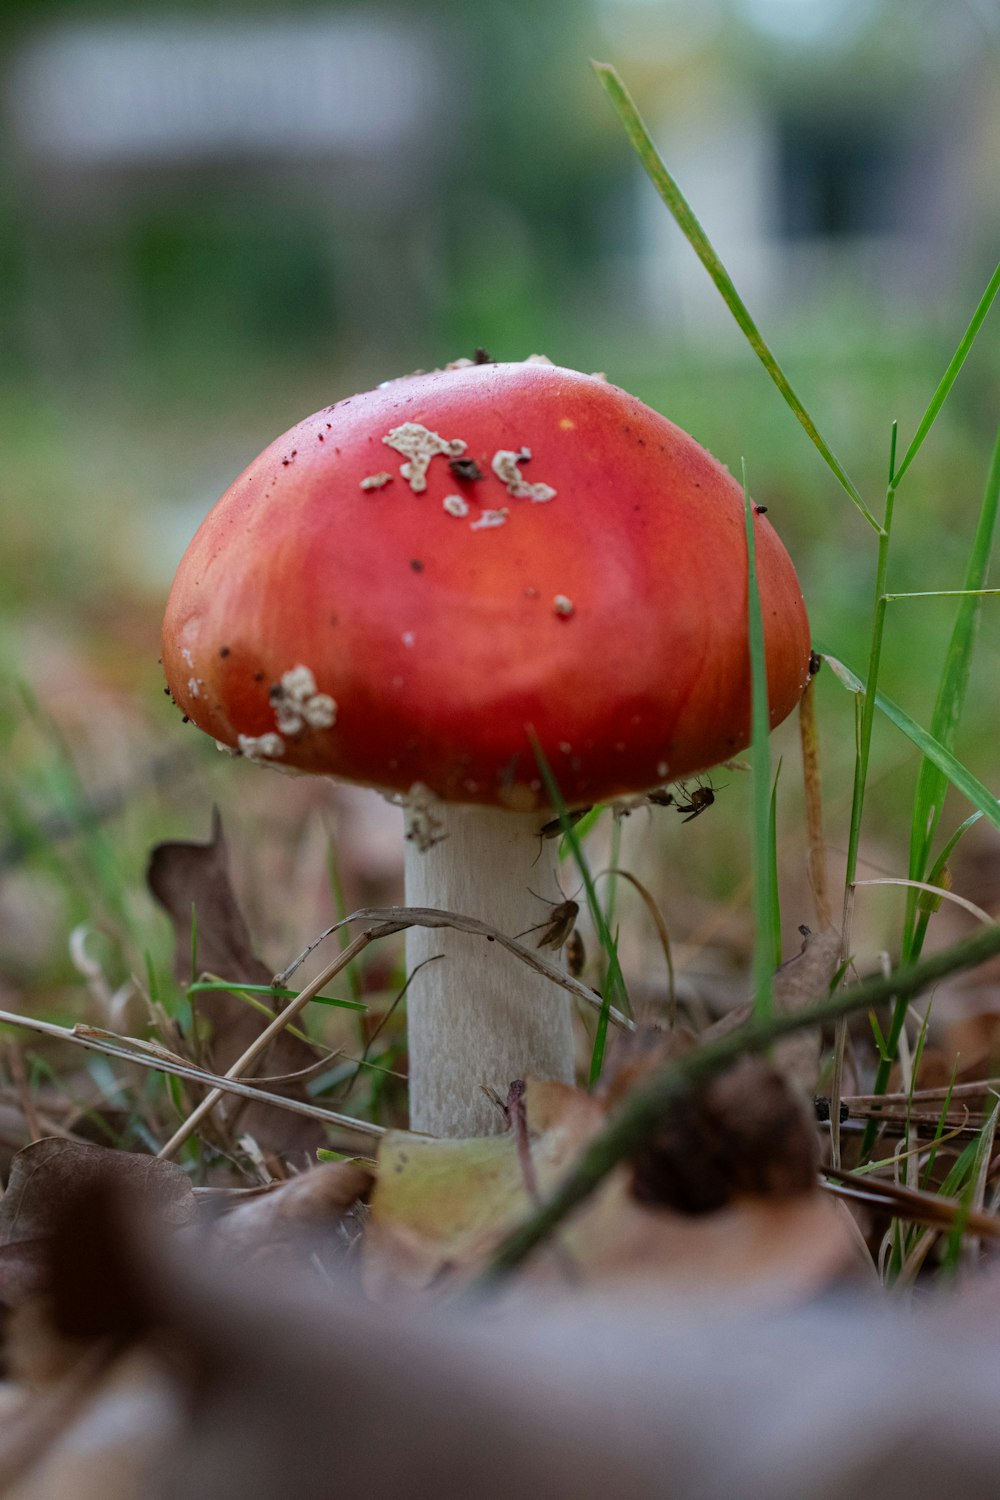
360, 472, 393, 491
657, 761, 669, 779
404, 781, 445, 852
271, 665, 337, 735
402, 631, 416, 648
382, 422, 467, 493
491, 448, 556, 503
553, 595, 574, 617
470, 507, 509, 530
238, 732, 286, 761
442, 494, 470, 518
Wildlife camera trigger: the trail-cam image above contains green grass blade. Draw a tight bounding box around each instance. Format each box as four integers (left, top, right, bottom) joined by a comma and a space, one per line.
768, 762, 782, 967
527, 730, 631, 1082
822, 650, 1000, 834
892, 266, 1000, 488
920, 1069, 959, 1193
838, 488, 896, 953
940, 1105, 998, 1276
186, 980, 367, 1012
744, 487, 776, 1018
594, 60, 877, 531
559, 804, 603, 855
910, 811, 983, 958
902, 427, 1000, 955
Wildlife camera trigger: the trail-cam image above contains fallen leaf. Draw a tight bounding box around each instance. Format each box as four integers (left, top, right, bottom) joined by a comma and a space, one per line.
147, 812, 325, 1159
0, 1140, 194, 1310
2, 1182, 993, 1500
207, 1162, 373, 1265
628, 1055, 818, 1213
700, 925, 842, 1095
147, 809, 270, 988
366, 1078, 859, 1305
599, 1029, 818, 1212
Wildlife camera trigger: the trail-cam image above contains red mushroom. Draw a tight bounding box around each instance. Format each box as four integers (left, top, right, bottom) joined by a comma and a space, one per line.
162, 357, 811, 1137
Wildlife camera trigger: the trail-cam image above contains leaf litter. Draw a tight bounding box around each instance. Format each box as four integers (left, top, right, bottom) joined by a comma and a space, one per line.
146, 811, 326, 1159
4, 827, 1000, 1495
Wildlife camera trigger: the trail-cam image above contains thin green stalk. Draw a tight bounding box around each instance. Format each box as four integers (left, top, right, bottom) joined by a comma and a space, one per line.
840, 487, 896, 947
865, 424, 1000, 1145
528, 731, 631, 1083
744, 487, 777, 1018
901, 427, 1000, 964
910, 812, 983, 960
823, 652, 1000, 835
892, 264, 1000, 489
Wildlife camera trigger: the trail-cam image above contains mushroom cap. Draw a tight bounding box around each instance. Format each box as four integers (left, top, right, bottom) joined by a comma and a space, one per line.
162, 360, 810, 809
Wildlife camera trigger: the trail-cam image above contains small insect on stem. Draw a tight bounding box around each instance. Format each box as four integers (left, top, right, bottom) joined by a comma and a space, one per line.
516, 888, 581, 951
540, 806, 593, 839
673, 778, 721, 822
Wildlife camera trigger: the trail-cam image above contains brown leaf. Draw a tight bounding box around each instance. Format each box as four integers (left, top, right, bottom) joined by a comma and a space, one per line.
366, 1078, 856, 1305
771, 925, 842, 1094
146, 813, 324, 1159
207, 1162, 373, 1265
147, 809, 270, 987
0, 1140, 194, 1309
8, 1181, 971, 1500
599, 1027, 818, 1214
701, 925, 842, 1095
0, 1349, 177, 1500
629, 1055, 818, 1214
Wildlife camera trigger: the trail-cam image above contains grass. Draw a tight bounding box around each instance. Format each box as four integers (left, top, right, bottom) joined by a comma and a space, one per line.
593, 61, 1000, 1275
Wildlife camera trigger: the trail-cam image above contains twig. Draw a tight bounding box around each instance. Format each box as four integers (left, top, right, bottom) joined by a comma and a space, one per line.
821, 1167, 1000, 1240
157, 921, 402, 1159
275, 905, 635, 1031
159, 901, 631, 1161
594, 868, 676, 1023
475, 921, 1000, 1286
0, 1007, 383, 1143
845, 1081, 1000, 1105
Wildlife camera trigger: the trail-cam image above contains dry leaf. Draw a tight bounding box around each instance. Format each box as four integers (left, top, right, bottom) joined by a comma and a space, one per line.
600, 1028, 818, 1212
0, 1140, 194, 1311
628, 1054, 818, 1213
701, 925, 842, 1095
2, 1181, 995, 1500
207, 1162, 373, 1265
147, 812, 324, 1159
147, 809, 270, 988
366, 1078, 857, 1305
0, 1350, 178, 1500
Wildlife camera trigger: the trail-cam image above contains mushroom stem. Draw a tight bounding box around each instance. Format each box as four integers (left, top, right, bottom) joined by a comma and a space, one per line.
404, 805, 576, 1137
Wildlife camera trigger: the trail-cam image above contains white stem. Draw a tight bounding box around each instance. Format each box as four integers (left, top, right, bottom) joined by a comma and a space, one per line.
405, 806, 575, 1137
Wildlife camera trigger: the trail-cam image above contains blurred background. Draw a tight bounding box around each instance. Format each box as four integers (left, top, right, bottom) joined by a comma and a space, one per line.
1, 0, 998, 1080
